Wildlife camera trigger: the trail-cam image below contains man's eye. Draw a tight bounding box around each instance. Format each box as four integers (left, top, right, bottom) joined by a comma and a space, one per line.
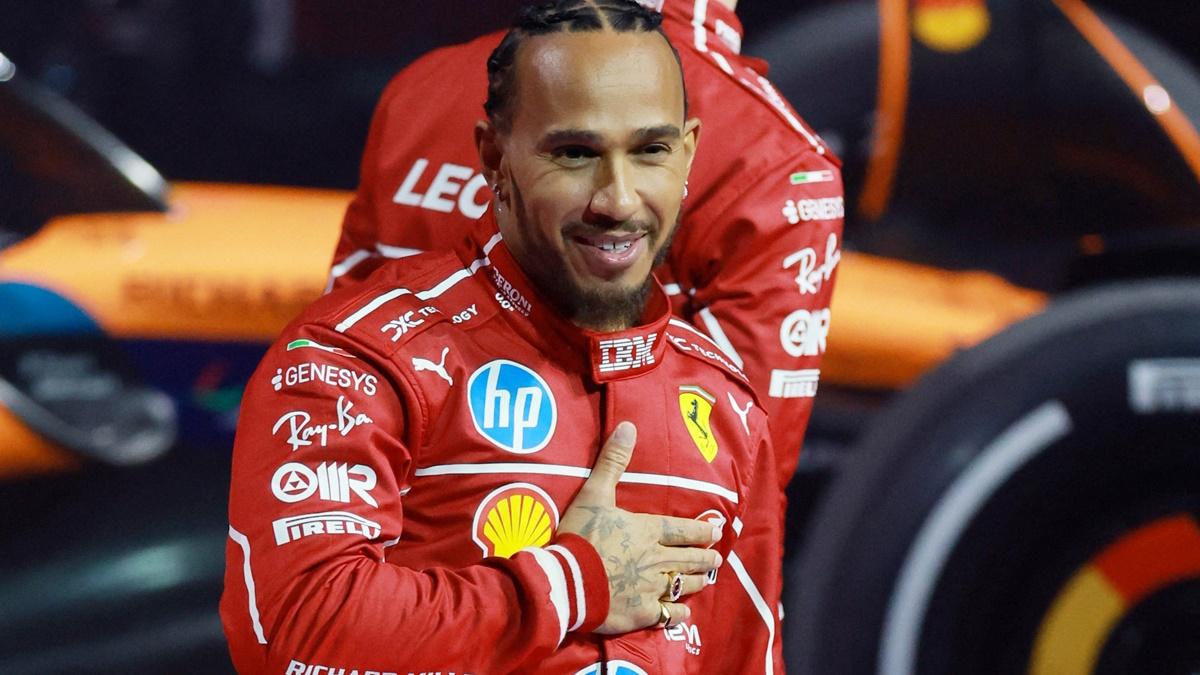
641, 143, 671, 156
554, 146, 596, 161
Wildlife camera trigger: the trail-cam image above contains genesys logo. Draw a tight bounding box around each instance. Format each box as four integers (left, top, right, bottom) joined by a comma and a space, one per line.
272, 462, 379, 507
273, 511, 381, 546
783, 233, 841, 296
780, 308, 831, 357
287, 659, 476, 675
472, 483, 559, 559
273, 363, 378, 396
782, 196, 844, 224
467, 360, 557, 454
393, 157, 490, 220
272, 396, 374, 452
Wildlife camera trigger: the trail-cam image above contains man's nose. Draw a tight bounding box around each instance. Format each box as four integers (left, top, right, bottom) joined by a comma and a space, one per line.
588, 158, 639, 223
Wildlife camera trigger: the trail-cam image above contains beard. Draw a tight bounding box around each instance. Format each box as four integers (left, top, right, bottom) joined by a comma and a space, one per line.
507, 180, 676, 332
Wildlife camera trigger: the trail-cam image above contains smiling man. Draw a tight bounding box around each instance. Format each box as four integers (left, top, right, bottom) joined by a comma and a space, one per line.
479, 24, 697, 331
222, 2, 782, 674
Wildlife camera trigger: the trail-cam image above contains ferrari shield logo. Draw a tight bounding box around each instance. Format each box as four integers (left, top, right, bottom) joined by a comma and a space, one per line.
679, 386, 719, 463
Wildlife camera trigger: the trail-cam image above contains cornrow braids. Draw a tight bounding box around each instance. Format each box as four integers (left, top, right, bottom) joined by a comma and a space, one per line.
484, 0, 688, 132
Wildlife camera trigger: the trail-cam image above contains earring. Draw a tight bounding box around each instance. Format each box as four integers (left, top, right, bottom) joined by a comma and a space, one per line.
492, 183, 505, 203
682, 181, 689, 200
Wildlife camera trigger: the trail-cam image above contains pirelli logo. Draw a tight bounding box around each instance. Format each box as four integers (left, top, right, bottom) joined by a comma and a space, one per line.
769, 368, 820, 399
272, 511, 382, 545
598, 334, 657, 373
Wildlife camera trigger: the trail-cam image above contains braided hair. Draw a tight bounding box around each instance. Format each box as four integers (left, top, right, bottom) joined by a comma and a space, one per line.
484, 0, 687, 132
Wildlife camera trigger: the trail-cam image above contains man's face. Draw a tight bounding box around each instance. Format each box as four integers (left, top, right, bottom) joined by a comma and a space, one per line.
489, 30, 698, 330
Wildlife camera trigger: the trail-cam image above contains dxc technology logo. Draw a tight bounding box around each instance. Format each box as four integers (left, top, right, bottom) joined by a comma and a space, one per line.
467, 360, 557, 454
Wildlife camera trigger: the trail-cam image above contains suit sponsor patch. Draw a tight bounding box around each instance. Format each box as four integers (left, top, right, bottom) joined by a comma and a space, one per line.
467, 360, 557, 454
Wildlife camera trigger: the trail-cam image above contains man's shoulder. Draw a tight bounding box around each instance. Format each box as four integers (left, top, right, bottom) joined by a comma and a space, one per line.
662, 20, 835, 168
380, 31, 501, 95
663, 317, 756, 392
290, 250, 489, 357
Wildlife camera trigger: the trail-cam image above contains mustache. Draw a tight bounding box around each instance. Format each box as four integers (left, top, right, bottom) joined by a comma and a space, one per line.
562, 221, 656, 238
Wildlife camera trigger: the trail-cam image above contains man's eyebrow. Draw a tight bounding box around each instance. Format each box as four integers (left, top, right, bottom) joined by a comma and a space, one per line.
539, 125, 682, 147
541, 129, 605, 146
632, 125, 682, 142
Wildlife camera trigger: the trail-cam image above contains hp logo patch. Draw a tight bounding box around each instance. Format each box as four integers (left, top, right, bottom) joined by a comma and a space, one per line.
467, 359, 557, 453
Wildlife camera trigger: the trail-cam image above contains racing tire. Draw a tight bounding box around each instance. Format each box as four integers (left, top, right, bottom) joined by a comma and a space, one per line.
785, 279, 1200, 675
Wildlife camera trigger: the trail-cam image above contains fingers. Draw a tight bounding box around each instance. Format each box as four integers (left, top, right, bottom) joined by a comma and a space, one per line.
672, 572, 710, 598
578, 422, 637, 504
657, 515, 722, 547
657, 546, 723, 575
660, 601, 691, 628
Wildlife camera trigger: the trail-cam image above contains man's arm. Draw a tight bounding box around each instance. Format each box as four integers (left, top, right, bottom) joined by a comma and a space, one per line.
686, 151, 844, 486
699, 423, 787, 674
220, 327, 606, 673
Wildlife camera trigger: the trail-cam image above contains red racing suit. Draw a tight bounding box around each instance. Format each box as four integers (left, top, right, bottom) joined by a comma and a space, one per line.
328, 0, 845, 486
223, 216, 783, 674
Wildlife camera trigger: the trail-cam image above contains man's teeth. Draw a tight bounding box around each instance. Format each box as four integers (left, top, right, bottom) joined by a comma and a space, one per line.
597, 240, 633, 252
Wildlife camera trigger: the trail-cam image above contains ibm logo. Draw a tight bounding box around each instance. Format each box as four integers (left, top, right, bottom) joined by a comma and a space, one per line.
598, 335, 657, 373
467, 360, 557, 454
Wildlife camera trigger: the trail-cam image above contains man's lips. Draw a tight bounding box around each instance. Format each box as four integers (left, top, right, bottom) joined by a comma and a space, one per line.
569, 231, 649, 279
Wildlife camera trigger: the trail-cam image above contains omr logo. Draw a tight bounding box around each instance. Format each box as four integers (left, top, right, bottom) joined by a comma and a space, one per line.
467, 360, 557, 454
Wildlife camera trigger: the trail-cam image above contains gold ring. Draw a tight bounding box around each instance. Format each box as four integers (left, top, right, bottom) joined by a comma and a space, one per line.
663, 571, 684, 602
657, 602, 672, 627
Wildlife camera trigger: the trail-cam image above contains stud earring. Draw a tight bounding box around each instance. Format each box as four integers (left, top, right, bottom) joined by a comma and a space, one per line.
682, 181, 689, 200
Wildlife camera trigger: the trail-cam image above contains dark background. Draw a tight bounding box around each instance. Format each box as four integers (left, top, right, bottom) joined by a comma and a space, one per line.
1, 0, 1197, 191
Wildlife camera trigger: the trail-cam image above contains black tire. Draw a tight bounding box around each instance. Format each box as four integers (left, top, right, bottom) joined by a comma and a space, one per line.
786, 280, 1200, 675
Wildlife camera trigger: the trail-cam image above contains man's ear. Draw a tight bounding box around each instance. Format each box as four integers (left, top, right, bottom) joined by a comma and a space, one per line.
682, 117, 702, 178
475, 119, 504, 186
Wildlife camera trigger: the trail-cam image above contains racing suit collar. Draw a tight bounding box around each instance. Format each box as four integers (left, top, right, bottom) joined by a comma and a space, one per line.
471, 213, 671, 384
658, 0, 744, 55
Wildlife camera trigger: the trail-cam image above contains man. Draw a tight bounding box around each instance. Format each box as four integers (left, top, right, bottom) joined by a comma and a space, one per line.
222, 2, 781, 673
328, 0, 844, 488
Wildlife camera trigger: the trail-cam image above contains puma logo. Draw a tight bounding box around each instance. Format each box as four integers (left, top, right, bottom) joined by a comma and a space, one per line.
412, 347, 453, 386
727, 392, 753, 435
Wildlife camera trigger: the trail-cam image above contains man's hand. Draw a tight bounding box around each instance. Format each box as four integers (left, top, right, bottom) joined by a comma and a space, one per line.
559, 421, 723, 634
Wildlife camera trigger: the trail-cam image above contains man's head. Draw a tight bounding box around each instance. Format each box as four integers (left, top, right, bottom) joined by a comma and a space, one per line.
476, 0, 700, 332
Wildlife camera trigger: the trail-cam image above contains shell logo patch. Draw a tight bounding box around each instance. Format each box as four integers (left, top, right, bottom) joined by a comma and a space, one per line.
679, 386, 719, 463
472, 483, 560, 559
912, 0, 991, 53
